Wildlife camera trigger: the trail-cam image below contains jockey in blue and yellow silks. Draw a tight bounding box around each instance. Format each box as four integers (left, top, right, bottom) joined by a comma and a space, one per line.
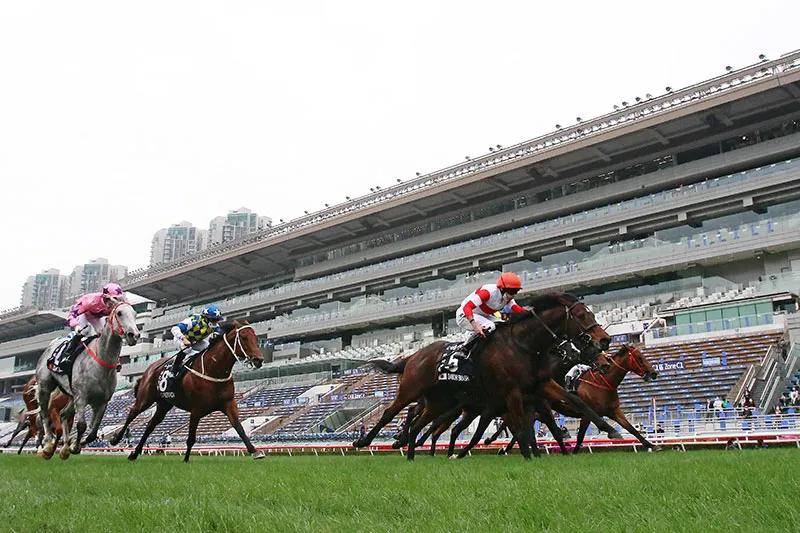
166, 304, 224, 386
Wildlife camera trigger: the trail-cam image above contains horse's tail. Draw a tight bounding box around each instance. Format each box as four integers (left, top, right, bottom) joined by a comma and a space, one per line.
371, 357, 408, 374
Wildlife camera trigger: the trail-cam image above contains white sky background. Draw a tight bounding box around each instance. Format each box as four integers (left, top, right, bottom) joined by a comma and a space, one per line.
1, 1, 799, 309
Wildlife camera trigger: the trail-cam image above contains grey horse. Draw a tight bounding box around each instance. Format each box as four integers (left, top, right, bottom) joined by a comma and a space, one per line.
35, 298, 140, 460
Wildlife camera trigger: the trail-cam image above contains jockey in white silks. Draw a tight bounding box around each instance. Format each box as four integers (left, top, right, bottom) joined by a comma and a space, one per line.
564, 364, 592, 393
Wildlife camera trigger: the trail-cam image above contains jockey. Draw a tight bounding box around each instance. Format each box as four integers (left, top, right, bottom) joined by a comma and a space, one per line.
54, 283, 126, 370
454, 272, 526, 357
165, 304, 225, 387
564, 363, 592, 393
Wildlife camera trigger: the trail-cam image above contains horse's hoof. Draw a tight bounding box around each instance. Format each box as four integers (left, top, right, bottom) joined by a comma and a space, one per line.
127, 452, 138, 462
390, 441, 402, 449
497, 449, 507, 456
352, 439, 362, 448
59, 447, 71, 460
649, 445, 662, 453
448, 454, 458, 460
252, 451, 266, 460
608, 430, 623, 440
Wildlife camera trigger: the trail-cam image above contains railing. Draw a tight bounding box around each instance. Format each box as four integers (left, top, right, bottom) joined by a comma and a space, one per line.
144, 157, 800, 329
648, 313, 777, 340
122, 50, 800, 285
258, 208, 800, 337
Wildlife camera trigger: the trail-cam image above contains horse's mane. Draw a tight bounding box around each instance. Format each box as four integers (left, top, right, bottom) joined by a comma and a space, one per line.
506, 292, 580, 324
208, 321, 237, 348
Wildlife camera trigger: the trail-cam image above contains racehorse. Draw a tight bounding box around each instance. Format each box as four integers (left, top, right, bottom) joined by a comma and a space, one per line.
2, 377, 71, 454
486, 344, 661, 453
110, 321, 265, 462
354, 293, 622, 460
35, 299, 140, 460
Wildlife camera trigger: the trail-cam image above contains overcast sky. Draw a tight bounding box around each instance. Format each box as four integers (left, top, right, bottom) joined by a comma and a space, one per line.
1, 1, 799, 310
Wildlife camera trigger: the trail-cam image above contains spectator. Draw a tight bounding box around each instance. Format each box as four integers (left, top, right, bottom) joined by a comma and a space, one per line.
165, 434, 172, 447
777, 338, 788, 361
773, 404, 783, 415
790, 387, 800, 406
358, 422, 366, 439
713, 396, 724, 417
779, 393, 790, 408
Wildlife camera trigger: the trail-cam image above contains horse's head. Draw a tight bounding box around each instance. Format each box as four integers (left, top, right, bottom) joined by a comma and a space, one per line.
557, 294, 611, 360
222, 320, 264, 369
606, 345, 657, 381
107, 301, 140, 346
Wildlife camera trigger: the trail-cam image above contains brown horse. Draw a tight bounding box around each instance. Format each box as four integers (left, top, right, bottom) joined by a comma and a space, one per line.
3, 377, 71, 454
110, 321, 264, 462
486, 345, 661, 453
354, 293, 622, 460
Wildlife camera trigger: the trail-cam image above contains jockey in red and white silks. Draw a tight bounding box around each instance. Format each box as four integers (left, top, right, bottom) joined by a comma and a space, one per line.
456, 272, 526, 338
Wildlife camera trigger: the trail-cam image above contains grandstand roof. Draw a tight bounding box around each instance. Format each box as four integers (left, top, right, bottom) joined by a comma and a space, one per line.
0, 308, 67, 343
123, 50, 800, 304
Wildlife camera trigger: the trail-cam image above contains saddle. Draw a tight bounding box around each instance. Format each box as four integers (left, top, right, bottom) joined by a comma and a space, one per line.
436, 342, 477, 383
47, 335, 88, 378
157, 351, 201, 400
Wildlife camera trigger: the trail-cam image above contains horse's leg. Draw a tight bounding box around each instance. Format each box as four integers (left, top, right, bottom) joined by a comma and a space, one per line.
484, 421, 506, 445
612, 408, 660, 451
222, 401, 264, 460
406, 405, 440, 462
455, 413, 494, 459
428, 413, 457, 457
17, 430, 32, 454
573, 417, 590, 454
540, 380, 622, 439
183, 413, 201, 463
81, 401, 108, 448
70, 395, 91, 455
58, 399, 76, 460
36, 382, 56, 458
536, 402, 568, 455
447, 412, 478, 458
354, 395, 415, 448
505, 389, 531, 460
128, 403, 171, 461
502, 436, 517, 455
529, 413, 540, 458
110, 397, 152, 446
3, 419, 27, 448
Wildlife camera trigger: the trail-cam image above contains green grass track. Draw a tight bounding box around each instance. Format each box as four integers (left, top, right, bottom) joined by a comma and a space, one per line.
1, 449, 799, 532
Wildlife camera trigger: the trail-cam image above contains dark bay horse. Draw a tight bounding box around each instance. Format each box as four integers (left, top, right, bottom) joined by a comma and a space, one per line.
354, 293, 622, 460
487, 345, 661, 453
3, 377, 71, 453
110, 321, 265, 462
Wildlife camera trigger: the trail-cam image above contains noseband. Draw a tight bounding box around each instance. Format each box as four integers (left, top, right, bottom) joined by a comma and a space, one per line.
107, 302, 135, 337
222, 324, 260, 368
603, 345, 648, 377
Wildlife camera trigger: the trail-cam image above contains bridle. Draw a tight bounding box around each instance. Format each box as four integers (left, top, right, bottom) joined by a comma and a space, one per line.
602, 345, 649, 378
186, 324, 261, 383
523, 298, 606, 361
222, 324, 260, 368
107, 301, 136, 337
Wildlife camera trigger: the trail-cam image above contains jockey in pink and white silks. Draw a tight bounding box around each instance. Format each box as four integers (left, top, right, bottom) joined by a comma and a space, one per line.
54, 283, 127, 370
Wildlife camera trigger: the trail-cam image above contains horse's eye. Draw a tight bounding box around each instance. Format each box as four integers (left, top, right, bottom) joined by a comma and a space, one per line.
117, 311, 122, 317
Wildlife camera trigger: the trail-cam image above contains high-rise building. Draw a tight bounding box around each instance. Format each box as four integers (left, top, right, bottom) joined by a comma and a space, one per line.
69, 258, 128, 297
20, 269, 69, 310
208, 207, 271, 247
150, 221, 208, 266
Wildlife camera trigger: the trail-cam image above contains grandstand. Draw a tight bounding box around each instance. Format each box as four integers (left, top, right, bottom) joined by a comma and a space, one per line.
2, 52, 800, 447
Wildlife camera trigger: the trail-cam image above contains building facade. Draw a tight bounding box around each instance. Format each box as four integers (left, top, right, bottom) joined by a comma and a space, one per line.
208, 207, 272, 247
20, 269, 69, 310
150, 222, 208, 266
68, 258, 128, 298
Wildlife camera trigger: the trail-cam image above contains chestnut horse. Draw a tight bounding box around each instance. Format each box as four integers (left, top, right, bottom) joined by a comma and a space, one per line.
354, 293, 622, 460
110, 321, 265, 462
485, 344, 661, 453
3, 377, 71, 453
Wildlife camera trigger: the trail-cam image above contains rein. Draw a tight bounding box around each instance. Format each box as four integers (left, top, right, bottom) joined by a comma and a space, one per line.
186, 325, 257, 383
84, 301, 134, 369
578, 345, 645, 391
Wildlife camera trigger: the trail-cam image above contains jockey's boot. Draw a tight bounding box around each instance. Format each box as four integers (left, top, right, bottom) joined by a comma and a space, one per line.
54, 332, 83, 372
166, 349, 188, 391
457, 333, 483, 359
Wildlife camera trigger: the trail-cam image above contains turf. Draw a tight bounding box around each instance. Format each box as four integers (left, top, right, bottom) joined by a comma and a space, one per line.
1, 449, 799, 532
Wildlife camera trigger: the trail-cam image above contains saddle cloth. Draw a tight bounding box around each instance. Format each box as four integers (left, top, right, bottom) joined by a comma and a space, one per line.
46, 335, 86, 378
436, 342, 474, 383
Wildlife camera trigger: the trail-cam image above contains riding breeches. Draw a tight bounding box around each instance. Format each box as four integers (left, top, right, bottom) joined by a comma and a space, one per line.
72, 313, 106, 337
456, 312, 497, 335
